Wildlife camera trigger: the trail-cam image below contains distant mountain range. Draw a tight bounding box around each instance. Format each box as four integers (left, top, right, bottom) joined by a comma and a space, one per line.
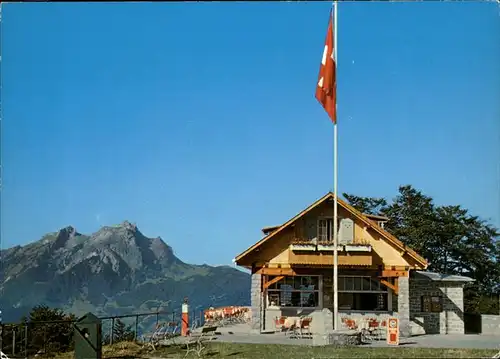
0, 221, 250, 323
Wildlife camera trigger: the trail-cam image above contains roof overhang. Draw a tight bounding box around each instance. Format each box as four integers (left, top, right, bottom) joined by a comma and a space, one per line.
414, 271, 475, 283
261, 225, 280, 235
364, 213, 389, 221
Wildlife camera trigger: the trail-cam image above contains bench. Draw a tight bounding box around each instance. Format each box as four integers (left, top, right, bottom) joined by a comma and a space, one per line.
141, 323, 169, 351
184, 326, 218, 357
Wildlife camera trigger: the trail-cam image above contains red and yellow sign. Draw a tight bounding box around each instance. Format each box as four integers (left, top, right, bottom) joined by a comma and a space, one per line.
386, 317, 399, 345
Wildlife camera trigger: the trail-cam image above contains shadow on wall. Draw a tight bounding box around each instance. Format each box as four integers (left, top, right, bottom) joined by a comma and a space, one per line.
410, 279, 466, 335
463, 313, 482, 334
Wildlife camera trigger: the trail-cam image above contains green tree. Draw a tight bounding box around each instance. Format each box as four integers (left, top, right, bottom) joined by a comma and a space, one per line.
112, 319, 135, 343
343, 184, 500, 314
20, 305, 76, 356
342, 193, 387, 215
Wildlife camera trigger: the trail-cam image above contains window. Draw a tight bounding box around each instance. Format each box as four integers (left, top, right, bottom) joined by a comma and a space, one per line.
318, 217, 345, 242
267, 276, 320, 308
421, 296, 443, 313
318, 218, 333, 242
338, 276, 388, 311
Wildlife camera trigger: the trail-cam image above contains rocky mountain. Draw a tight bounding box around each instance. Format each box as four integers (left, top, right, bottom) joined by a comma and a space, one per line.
0, 221, 250, 323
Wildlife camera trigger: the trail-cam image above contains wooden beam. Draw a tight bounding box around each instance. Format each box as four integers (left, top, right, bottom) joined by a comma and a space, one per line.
387, 265, 410, 271
257, 267, 296, 276
379, 270, 408, 278
380, 278, 399, 295
263, 275, 284, 289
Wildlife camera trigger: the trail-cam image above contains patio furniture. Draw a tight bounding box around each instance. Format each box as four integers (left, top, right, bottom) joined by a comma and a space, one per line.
355, 319, 370, 342
367, 319, 380, 340
141, 323, 167, 351
299, 316, 313, 339
379, 320, 387, 340
357, 318, 379, 342
184, 325, 217, 358
284, 317, 300, 338
286, 323, 300, 339
343, 318, 358, 330
274, 316, 287, 333
164, 321, 179, 340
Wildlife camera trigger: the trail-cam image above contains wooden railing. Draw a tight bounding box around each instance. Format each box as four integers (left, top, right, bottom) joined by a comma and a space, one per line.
291, 238, 371, 246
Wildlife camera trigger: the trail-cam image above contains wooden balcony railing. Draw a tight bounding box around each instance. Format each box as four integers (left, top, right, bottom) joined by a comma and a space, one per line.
291, 238, 371, 246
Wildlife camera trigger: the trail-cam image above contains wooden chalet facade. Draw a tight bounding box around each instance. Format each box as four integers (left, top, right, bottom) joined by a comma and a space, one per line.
234, 192, 472, 337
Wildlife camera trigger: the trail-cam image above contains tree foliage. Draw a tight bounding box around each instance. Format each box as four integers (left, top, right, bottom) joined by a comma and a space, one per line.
0, 305, 76, 356
112, 318, 135, 343
102, 318, 135, 344
343, 184, 500, 314
343, 194, 387, 215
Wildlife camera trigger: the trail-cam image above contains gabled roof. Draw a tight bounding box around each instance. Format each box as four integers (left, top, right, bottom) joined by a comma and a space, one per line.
235, 192, 428, 269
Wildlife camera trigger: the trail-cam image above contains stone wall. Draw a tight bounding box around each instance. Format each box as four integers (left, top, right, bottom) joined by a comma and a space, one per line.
250, 273, 262, 332
398, 276, 411, 337
409, 278, 465, 335
481, 315, 500, 335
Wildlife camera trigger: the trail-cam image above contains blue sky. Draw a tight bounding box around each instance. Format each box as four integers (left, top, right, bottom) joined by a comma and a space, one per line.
2, 2, 499, 266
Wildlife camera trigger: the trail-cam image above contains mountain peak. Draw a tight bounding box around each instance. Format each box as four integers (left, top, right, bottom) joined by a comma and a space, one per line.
0, 221, 251, 323
59, 225, 77, 236
52, 225, 79, 248
118, 220, 137, 232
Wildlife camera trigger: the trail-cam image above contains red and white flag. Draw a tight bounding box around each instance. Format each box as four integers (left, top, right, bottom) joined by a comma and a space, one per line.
315, 12, 337, 123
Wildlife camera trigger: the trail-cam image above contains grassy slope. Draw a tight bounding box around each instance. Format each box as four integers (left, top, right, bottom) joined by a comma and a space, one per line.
54, 341, 498, 359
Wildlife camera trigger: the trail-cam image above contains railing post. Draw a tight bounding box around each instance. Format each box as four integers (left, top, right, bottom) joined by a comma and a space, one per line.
43, 324, 47, 356
110, 318, 115, 345
134, 315, 139, 341
155, 312, 159, 329
24, 321, 28, 359
12, 327, 16, 356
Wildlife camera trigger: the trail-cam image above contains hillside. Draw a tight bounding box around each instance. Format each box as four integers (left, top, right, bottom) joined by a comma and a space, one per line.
0, 221, 250, 323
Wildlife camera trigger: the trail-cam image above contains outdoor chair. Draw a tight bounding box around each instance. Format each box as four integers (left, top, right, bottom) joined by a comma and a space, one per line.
344, 318, 358, 330
367, 319, 380, 341
379, 320, 387, 340
274, 316, 287, 333
299, 316, 313, 339
285, 317, 302, 339
184, 325, 217, 358
286, 323, 300, 339
358, 318, 379, 342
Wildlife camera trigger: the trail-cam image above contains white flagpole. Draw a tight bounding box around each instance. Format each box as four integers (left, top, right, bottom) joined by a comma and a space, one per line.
332, 0, 339, 332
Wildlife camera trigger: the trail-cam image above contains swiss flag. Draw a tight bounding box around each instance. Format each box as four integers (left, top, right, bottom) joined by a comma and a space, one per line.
315, 12, 336, 123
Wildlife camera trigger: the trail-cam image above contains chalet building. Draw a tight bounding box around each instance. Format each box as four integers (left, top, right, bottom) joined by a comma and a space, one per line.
234, 192, 474, 337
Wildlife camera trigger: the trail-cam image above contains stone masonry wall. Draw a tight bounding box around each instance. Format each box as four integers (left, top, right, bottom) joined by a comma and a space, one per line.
409, 279, 465, 335
250, 273, 262, 332
398, 276, 411, 337
481, 315, 500, 335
